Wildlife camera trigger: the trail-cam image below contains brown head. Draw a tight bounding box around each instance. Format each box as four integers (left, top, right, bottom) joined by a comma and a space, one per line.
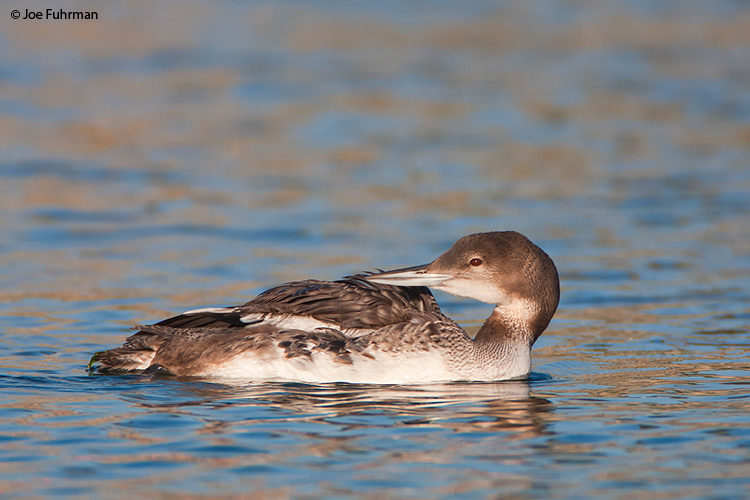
367, 231, 560, 343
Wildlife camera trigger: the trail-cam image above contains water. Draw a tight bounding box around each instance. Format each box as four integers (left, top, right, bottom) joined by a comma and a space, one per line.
1, 1, 749, 498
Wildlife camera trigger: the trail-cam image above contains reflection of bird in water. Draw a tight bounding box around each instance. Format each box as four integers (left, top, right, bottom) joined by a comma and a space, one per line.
90, 231, 559, 384
134, 379, 554, 439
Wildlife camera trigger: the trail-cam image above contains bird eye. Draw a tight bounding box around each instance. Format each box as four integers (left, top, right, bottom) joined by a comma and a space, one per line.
469, 258, 483, 267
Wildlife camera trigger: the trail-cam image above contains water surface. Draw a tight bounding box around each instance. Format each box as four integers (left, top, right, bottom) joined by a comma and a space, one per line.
1, 1, 749, 498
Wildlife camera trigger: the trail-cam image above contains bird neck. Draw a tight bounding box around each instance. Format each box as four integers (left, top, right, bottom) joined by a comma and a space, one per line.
474, 305, 538, 348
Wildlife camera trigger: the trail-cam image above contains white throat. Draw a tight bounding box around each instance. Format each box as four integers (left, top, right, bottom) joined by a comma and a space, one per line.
434, 278, 510, 304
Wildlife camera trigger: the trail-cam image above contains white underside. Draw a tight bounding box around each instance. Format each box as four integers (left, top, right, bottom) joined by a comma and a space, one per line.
197, 350, 456, 384
189, 344, 531, 384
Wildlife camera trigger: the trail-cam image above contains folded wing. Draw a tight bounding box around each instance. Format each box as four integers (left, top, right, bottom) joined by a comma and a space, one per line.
89, 274, 445, 373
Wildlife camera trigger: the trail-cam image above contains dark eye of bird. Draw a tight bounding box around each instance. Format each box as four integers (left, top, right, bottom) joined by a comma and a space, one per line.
470, 258, 483, 267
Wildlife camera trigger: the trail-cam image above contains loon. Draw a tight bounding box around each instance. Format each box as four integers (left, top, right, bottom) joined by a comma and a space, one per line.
89, 231, 559, 384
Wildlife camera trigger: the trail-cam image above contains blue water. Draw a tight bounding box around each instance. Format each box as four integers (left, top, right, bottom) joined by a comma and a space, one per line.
1, 1, 750, 498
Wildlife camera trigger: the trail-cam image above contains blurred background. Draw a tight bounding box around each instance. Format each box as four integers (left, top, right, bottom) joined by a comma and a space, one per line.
2, 0, 747, 297
1, 1, 749, 498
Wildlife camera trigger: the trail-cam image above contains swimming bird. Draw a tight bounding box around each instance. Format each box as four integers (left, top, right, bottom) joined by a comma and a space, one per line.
89, 231, 559, 383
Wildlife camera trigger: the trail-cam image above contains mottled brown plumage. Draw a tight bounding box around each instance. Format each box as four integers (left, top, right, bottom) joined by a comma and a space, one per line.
89, 275, 446, 374
240, 274, 442, 328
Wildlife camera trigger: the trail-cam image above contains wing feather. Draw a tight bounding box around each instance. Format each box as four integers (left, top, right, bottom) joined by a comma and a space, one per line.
89, 273, 447, 374
238, 274, 444, 329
